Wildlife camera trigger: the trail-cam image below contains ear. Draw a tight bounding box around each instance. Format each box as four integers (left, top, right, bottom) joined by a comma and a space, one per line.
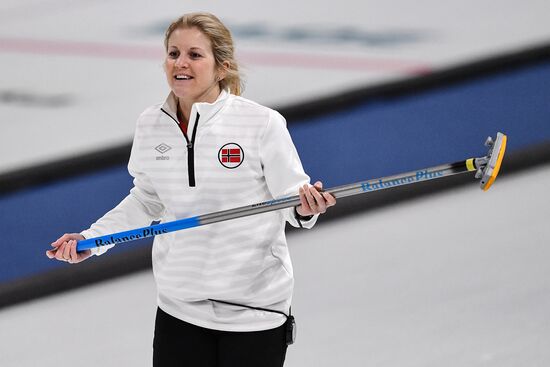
217, 61, 230, 81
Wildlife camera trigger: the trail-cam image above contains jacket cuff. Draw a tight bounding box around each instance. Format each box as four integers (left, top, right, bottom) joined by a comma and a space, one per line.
293, 207, 314, 228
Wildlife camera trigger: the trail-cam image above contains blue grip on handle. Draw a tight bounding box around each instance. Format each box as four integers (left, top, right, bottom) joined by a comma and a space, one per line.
76, 216, 201, 251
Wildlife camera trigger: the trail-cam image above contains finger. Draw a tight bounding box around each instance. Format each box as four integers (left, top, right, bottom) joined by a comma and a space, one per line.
63, 241, 72, 260
313, 181, 323, 190
300, 185, 311, 207
70, 240, 79, 263
296, 188, 312, 217
54, 243, 67, 261
47, 242, 62, 259
309, 184, 324, 201
52, 233, 72, 248
309, 186, 326, 213
322, 191, 337, 206
303, 184, 316, 209
51, 234, 68, 248
46, 248, 56, 259
52, 233, 84, 248
298, 186, 310, 210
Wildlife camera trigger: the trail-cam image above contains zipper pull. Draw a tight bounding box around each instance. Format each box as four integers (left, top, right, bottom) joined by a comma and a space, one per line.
187, 142, 193, 149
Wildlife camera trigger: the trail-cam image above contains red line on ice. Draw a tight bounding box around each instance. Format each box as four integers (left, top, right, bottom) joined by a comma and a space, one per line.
0, 37, 432, 75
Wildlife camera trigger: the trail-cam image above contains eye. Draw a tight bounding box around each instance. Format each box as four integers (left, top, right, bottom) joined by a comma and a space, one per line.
168, 50, 179, 59
189, 52, 202, 59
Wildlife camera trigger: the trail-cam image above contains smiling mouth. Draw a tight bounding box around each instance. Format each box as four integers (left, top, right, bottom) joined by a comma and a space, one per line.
175, 75, 193, 80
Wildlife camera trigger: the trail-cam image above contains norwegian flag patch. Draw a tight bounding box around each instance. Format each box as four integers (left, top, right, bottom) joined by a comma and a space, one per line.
218, 143, 244, 169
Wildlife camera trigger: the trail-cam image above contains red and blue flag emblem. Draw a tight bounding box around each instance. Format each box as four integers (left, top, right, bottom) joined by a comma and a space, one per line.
218, 143, 244, 169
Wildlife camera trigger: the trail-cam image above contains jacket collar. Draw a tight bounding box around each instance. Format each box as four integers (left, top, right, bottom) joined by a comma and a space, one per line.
162, 89, 229, 127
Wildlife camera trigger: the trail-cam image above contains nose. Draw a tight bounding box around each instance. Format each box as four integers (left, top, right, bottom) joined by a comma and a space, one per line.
174, 55, 189, 68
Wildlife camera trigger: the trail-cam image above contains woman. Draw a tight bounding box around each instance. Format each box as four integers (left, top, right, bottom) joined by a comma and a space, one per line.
47, 12, 335, 367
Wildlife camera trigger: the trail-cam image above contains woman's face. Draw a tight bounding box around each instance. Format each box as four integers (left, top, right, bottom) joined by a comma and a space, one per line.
164, 27, 221, 105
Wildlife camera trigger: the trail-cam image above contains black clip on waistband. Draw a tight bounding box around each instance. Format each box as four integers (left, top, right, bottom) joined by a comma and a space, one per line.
208, 298, 296, 345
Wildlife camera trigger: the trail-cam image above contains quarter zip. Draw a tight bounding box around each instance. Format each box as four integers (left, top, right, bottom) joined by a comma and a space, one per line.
186, 112, 200, 186
161, 108, 200, 187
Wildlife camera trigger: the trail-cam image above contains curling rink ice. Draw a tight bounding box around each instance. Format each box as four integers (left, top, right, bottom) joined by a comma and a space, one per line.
1, 1, 550, 365
1, 164, 548, 367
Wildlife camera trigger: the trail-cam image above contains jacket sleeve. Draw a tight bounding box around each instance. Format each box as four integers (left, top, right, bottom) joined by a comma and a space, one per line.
259, 110, 318, 229
80, 120, 165, 255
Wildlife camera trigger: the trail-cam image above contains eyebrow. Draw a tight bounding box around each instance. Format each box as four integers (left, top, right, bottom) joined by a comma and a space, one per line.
168, 45, 205, 52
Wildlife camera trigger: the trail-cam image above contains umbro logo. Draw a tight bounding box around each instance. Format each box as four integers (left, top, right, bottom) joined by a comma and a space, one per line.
155, 143, 172, 154
155, 143, 171, 160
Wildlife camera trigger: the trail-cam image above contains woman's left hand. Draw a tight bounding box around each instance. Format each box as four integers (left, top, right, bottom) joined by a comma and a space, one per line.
296, 181, 336, 217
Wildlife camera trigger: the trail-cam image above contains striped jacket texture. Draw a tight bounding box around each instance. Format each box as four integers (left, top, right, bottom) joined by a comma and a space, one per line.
81, 90, 317, 331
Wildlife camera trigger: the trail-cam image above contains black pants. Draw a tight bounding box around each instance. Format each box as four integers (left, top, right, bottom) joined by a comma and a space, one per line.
153, 307, 288, 367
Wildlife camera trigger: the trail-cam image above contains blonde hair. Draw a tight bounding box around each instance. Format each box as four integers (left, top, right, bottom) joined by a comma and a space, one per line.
164, 12, 243, 96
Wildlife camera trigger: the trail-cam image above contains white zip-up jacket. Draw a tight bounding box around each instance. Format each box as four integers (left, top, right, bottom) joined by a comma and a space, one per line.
81, 90, 317, 331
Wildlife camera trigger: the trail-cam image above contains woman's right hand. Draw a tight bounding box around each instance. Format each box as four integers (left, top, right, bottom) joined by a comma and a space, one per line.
46, 233, 92, 264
